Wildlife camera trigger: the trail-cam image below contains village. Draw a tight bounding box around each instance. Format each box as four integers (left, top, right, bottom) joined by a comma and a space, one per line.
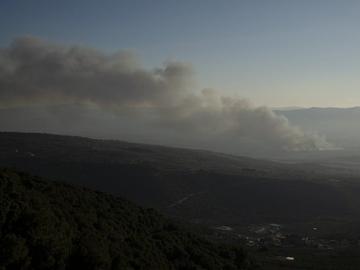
214, 223, 359, 251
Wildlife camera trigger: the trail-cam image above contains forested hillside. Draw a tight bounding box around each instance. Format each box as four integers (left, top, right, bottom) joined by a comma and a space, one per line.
0, 169, 251, 270
1, 132, 359, 226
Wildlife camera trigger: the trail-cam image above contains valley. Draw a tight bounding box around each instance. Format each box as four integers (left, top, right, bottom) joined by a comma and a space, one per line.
1, 132, 360, 269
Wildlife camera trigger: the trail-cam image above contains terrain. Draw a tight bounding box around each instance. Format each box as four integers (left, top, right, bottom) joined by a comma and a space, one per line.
0, 169, 251, 270
1, 132, 360, 269
1, 132, 360, 225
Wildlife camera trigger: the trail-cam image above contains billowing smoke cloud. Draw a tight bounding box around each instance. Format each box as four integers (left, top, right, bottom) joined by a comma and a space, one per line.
0, 37, 333, 153
0, 37, 193, 109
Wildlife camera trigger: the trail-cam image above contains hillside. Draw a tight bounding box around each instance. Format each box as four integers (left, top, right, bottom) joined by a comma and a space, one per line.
0, 169, 252, 270
1, 132, 360, 227
1, 132, 360, 226
2, 133, 360, 269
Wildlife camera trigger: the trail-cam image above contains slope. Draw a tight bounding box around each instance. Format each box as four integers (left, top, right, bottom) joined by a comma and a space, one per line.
0, 169, 251, 270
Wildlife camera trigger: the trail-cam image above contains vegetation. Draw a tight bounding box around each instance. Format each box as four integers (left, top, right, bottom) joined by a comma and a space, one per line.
0, 169, 252, 270
1, 132, 359, 226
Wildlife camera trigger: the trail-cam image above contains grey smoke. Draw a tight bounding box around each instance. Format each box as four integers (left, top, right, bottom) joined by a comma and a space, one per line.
0, 36, 334, 152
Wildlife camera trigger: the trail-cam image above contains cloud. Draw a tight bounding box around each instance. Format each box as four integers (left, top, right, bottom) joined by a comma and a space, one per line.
0, 36, 334, 153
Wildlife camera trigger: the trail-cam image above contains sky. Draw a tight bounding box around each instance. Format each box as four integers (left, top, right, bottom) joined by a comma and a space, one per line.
1, 0, 360, 107
0, 0, 358, 154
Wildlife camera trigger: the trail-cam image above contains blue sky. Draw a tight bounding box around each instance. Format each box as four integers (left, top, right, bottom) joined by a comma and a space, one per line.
1, 0, 360, 107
